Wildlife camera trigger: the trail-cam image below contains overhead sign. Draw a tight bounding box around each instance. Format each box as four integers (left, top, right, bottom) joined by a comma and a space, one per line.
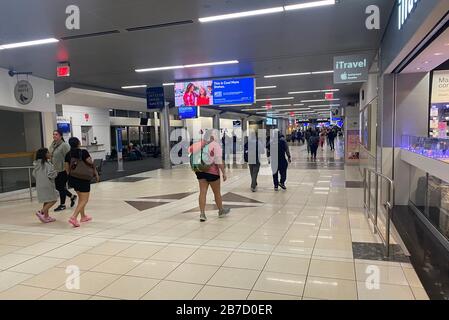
174, 77, 255, 107
398, 0, 420, 30
333, 55, 369, 84
431, 71, 449, 103
14, 80, 33, 105
146, 87, 165, 109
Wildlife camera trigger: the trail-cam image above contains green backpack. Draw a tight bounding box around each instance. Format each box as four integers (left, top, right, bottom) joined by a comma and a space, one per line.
190, 144, 212, 173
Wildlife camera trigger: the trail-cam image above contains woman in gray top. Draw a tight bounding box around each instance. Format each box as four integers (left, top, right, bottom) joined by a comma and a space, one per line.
49, 130, 77, 211
33, 148, 58, 223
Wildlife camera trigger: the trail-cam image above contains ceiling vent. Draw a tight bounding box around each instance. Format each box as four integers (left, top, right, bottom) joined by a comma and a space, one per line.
61, 30, 120, 41
126, 20, 194, 32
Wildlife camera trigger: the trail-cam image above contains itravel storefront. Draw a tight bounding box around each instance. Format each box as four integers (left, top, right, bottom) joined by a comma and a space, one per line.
377, 0, 449, 300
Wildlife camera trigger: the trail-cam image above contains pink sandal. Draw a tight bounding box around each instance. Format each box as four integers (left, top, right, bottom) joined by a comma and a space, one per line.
46, 216, 56, 223
68, 217, 80, 228
35, 211, 48, 223
80, 215, 92, 223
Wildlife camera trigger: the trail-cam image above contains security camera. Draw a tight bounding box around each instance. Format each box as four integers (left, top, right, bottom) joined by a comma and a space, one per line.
8, 70, 15, 77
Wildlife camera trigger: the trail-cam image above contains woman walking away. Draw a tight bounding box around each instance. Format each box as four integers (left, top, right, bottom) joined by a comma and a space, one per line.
309, 131, 320, 161
65, 137, 99, 228
319, 129, 326, 150
33, 148, 58, 223
49, 130, 77, 212
189, 130, 230, 222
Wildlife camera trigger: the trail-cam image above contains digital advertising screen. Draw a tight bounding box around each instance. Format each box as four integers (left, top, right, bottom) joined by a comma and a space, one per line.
178, 106, 198, 120
175, 77, 255, 107
57, 122, 71, 133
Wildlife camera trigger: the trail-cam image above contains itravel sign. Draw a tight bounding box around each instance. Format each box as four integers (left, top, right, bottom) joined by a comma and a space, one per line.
333, 54, 370, 84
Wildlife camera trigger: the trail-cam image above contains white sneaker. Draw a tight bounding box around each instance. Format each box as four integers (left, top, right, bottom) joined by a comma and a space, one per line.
218, 208, 230, 218
200, 213, 207, 222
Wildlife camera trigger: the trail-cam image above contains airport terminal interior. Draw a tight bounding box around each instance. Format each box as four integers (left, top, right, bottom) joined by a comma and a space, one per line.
0, 0, 448, 301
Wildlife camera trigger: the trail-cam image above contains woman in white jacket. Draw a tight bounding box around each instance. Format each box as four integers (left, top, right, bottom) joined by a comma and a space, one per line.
33, 148, 58, 223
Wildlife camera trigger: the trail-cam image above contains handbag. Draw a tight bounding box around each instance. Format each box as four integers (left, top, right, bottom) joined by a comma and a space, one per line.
69, 150, 94, 181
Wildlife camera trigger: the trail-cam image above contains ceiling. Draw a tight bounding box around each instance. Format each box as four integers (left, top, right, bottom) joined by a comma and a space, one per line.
0, 0, 395, 119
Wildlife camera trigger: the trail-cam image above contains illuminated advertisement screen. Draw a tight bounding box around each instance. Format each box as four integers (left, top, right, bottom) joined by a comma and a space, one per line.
175, 77, 255, 107
178, 107, 198, 120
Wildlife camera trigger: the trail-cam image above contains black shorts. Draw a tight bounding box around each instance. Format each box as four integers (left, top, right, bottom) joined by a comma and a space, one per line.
68, 176, 91, 193
195, 172, 220, 182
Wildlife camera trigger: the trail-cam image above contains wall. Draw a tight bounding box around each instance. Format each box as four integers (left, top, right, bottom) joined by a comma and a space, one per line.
393, 73, 430, 205
23, 112, 43, 152
0, 68, 55, 113
62, 105, 111, 158
0, 110, 26, 154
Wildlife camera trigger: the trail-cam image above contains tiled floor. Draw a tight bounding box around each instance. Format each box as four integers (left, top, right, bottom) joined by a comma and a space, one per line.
0, 142, 428, 300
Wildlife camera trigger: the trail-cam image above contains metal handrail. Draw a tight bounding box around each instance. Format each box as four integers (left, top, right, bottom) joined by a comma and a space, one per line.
363, 168, 395, 257
0, 166, 34, 201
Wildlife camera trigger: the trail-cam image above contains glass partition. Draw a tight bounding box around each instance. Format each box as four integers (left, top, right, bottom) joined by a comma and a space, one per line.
401, 135, 449, 162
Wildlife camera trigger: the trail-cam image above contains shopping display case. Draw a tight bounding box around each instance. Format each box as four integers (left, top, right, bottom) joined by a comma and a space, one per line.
401, 135, 449, 241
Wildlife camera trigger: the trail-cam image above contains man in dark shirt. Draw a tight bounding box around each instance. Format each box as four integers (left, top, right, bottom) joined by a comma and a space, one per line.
267, 134, 291, 191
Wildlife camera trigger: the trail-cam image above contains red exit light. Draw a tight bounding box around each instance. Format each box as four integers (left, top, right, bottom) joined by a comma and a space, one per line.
57, 63, 70, 77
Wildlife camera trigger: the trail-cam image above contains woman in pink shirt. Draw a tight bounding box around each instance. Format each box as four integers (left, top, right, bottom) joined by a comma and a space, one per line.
188, 130, 230, 222
183, 83, 197, 106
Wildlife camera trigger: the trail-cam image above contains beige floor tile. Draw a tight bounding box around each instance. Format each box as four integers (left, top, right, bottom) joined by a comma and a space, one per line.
0, 245, 23, 256
308, 259, 355, 280
43, 244, 91, 259
10, 256, 65, 275
97, 276, 159, 300
70, 237, 108, 247
0, 253, 34, 270
89, 295, 119, 300
248, 290, 301, 300
411, 286, 429, 300
39, 290, 91, 300
58, 271, 120, 295
151, 246, 197, 262
355, 263, 408, 286
357, 281, 415, 300
141, 280, 203, 300
117, 243, 165, 259
0, 285, 50, 300
304, 276, 357, 300
46, 235, 82, 244
194, 286, 249, 300
312, 248, 353, 259
185, 248, 232, 266
22, 267, 71, 289
166, 263, 219, 284
57, 253, 111, 271
223, 252, 269, 270
264, 255, 310, 275
207, 267, 260, 290
402, 268, 423, 288
0, 271, 33, 292
91, 256, 144, 275
87, 241, 134, 256
15, 242, 63, 256
253, 271, 306, 296
127, 260, 180, 279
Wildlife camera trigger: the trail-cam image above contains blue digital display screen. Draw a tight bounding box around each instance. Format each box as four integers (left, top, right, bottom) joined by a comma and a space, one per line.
57, 123, 71, 133
212, 78, 255, 105
178, 107, 198, 120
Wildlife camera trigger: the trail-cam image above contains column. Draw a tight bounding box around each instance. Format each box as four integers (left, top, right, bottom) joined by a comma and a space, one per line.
154, 112, 159, 147
213, 114, 220, 130
159, 103, 172, 169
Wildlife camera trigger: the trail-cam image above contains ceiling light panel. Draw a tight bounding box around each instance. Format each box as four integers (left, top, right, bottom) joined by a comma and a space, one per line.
285, 0, 336, 11
136, 60, 238, 72
199, 7, 284, 23
0, 38, 59, 50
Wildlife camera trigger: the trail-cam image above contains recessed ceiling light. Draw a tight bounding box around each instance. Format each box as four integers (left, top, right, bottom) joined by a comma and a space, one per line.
285, 0, 336, 11
301, 98, 340, 103
121, 85, 147, 89
135, 60, 239, 72
434, 53, 444, 56
424, 61, 430, 64
255, 97, 294, 101
416, 67, 421, 70
199, 7, 284, 23
264, 70, 333, 78
289, 89, 339, 94
163, 83, 175, 86
256, 86, 277, 90
0, 37, 59, 50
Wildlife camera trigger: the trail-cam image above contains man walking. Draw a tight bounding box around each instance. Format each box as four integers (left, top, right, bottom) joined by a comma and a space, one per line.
244, 131, 265, 192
